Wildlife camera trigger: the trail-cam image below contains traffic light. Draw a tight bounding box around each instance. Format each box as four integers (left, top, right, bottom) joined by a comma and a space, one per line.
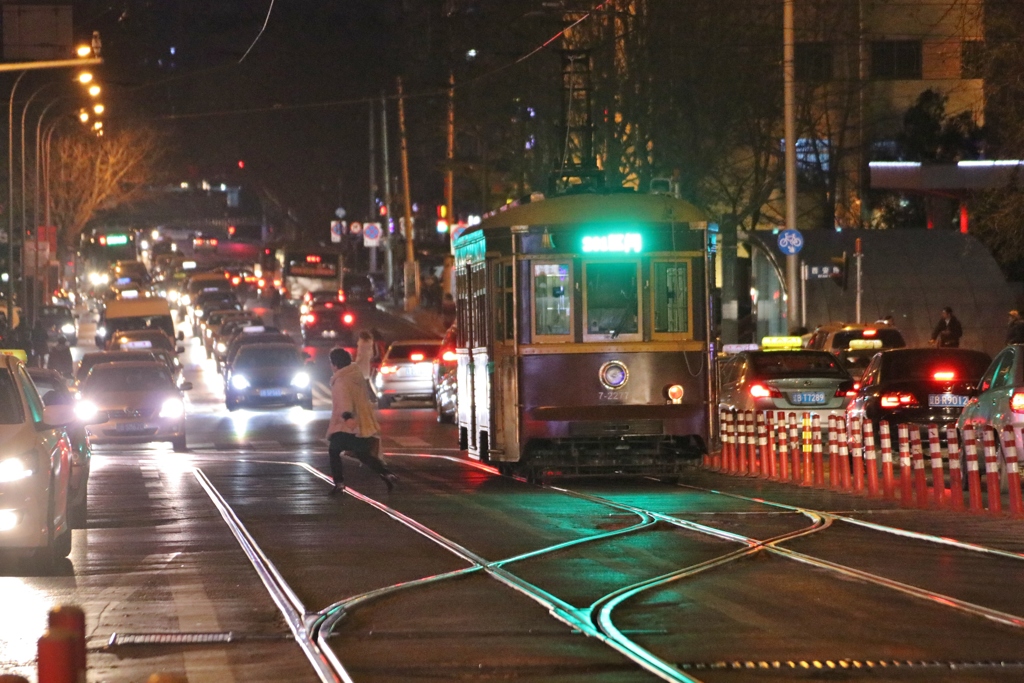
436, 204, 449, 233
830, 251, 849, 290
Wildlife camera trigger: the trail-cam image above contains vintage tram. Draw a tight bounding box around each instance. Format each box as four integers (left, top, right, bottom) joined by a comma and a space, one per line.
453, 191, 714, 479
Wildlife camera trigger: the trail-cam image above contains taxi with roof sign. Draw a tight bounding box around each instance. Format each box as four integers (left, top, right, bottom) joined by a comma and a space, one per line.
806, 322, 906, 372
718, 336, 856, 418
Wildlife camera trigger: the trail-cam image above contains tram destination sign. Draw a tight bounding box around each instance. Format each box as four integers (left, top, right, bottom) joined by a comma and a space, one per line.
581, 232, 642, 254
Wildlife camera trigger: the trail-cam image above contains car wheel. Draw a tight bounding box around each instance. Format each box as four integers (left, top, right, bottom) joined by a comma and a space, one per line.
69, 482, 88, 529
226, 398, 239, 412
302, 397, 313, 411
378, 396, 392, 409
172, 436, 187, 452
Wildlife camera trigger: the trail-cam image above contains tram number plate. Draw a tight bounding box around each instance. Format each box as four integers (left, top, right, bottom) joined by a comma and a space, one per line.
790, 391, 826, 405
928, 394, 968, 407
259, 388, 286, 397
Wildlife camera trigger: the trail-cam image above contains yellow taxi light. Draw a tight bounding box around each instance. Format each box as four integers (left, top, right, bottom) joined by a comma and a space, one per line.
760, 336, 803, 350
0, 349, 27, 362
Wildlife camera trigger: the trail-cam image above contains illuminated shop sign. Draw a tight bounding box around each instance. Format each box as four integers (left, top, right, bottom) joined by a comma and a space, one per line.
581, 232, 642, 254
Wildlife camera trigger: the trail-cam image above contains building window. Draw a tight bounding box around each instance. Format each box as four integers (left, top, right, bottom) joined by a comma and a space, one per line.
796, 42, 833, 82
870, 41, 922, 80
961, 40, 985, 79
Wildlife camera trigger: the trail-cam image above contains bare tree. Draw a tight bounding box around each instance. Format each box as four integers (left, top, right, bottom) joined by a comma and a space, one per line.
47, 126, 164, 250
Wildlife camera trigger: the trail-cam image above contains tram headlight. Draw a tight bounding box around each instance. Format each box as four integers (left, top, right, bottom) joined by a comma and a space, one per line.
598, 361, 629, 390
665, 384, 685, 404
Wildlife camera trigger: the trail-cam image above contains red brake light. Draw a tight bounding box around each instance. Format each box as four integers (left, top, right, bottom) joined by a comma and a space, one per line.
410, 352, 425, 362
231, 276, 240, 285
380, 364, 398, 374
749, 383, 779, 399
325, 301, 334, 308
257, 278, 266, 288
932, 370, 955, 381
880, 392, 918, 409
342, 313, 354, 325
1012, 390, 1024, 413
442, 350, 457, 362
337, 291, 346, 302
304, 313, 316, 325
862, 329, 877, 337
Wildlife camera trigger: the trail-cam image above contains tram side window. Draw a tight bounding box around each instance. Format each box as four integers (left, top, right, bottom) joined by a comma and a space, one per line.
653, 261, 690, 335
533, 262, 571, 338
584, 261, 639, 339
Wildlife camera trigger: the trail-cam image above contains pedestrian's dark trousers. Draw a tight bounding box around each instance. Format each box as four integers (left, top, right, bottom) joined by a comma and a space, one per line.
327, 431, 391, 484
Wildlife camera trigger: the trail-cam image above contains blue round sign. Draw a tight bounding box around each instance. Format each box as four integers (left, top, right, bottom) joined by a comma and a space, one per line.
364, 223, 382, 240
777, 229, 804, 255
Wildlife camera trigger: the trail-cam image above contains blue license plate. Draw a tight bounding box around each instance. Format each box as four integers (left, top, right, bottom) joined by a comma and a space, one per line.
116, 422, 147, 433
259, 388, 286, 397
928, 394, 968, 407
791, 391, 826, 405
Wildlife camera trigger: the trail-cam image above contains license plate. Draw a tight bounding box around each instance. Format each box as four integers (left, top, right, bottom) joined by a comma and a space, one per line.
116, 422, 148, 433
259, 388, 286, 397
928, 394, 968, 407
790, 391, 826, 405
321, 330, 337, 338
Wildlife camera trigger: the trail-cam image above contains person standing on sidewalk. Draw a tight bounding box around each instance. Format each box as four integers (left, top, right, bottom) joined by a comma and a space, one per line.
325, 347, 397, 495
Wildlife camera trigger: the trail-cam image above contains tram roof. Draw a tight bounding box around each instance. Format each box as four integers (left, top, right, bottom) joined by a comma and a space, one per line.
477, 192, 707, 231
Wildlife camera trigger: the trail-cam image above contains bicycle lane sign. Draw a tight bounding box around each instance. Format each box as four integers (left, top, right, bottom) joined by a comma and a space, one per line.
777, 228, 804, 255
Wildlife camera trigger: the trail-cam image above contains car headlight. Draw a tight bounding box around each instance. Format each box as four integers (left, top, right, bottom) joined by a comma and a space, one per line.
61, 323, 76, 334
181, 294, 191, 305
159, 397, 185, 419
374, 375, 383, 388
291, 372, 310, 388
74, 400, 99, 421
230, 375, 250, 390
0, 457, 32, 483
96, 327, 107, 338
167, 290, 179, 302
217, 342, 227, 353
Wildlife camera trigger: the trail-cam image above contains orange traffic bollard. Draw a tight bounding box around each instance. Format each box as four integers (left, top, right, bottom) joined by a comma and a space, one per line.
835, 417, 849, 491
747, 411, 759, 475
863, 421, 879, 497
964, 427, 984, 513
879, 422, 895, 499
736, 411, 748, 475
981, 427, 1002, 515
756, 412, 770, 478
827, 414, 839, 489
723, 411, 735, 473
800, 413, 813, 486
910, 426, 929, 509
897, 423, 914, 507
927, 424, 946, 508
37, 628, 77, 683
776, 414, 790, 482
946, 425, 964, 511
850, 416, 865, 493
811, 414, 824, 487
1000, 426, 1024, 517
765, 411, 778, 479
788, 413, 800, 483
47, 605, 85, 681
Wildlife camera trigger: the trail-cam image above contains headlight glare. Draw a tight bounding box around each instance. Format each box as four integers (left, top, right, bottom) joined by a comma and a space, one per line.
159, 397, 185, 419
61, 323, 75, 334
230, 375, 250, 390
74, 400, 98, 421
0, 457, 32, 483
217, 342, 227, 353
96, 327, 107, 338
291, 372, 310, 388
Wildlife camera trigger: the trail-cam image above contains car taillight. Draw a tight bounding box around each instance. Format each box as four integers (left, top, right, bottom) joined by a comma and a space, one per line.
342, 313, 354, 325
337, 291, 346, 302
410, 353, 425, 362
442, 350, 457, 362
749, 383, 780, 399
231, 276, 240, 285
862, 329, 877, 337
932, 370, 955, 381
836, 381, 857, 398
303, 313, 316, 325
257, 278, 266, 288
880, 392, 918, 409
1012, 390, 1024, 413
380, 364, 398, 374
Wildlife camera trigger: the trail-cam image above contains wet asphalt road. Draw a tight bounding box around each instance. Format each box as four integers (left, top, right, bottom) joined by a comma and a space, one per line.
3, 306, 1024, 682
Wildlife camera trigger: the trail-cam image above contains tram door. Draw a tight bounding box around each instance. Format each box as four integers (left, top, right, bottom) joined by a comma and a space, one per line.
489, 258, 518, 462
469, 260, 491, 458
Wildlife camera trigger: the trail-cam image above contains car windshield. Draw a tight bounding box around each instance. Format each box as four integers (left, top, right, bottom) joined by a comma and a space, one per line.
235, 346, 300, 368
881, 351, 992, 383
750, 352, 848, 379
387, 343, 441, 361
831, 329, 905, 350
0, 370, 23, 424
85, 366, 173, 393
78, 352, 157, 379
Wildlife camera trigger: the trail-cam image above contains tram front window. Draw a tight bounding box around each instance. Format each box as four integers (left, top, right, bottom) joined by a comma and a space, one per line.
585, 261, 639, 339
533, 262, 571, 337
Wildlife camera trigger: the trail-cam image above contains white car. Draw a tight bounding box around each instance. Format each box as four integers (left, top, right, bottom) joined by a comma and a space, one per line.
0, 354, 84, 565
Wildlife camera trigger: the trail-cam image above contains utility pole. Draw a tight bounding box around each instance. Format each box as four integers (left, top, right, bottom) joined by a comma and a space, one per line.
380, 92, 393, 297
367, 100, 377, 273
783, 0, 800, 329
443, 71, 455, 297
855, 237, 863, 323
397, 77, 418, 311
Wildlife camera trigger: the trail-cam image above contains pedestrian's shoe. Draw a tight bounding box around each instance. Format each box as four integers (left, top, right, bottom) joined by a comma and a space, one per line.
327, 484, 345, 497
382, 473, 398, 492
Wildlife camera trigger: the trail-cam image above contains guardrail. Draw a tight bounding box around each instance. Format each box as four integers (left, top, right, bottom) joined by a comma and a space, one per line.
708, 409, 1024, 517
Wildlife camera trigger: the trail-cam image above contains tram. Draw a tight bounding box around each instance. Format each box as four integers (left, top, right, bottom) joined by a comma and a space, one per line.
453, 191, 715, 479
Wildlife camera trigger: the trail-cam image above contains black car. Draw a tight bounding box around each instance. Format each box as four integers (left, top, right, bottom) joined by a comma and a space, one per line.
38, 305, 77, 345
225, 343, 313, 411
847, 348, 992, 431
301, 303, 358, 345
432, 323, 458, 423
221, 328, 293, 377
342, 275, 376, 307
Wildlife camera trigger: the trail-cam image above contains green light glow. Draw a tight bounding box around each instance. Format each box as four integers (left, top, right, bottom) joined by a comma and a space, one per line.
105, 234, 128, 246
582, 233, 642, 254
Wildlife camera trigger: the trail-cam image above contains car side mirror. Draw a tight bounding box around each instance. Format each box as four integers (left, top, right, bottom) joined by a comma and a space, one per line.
181, 381, 193, 391
177, 331, 185, 341
43, 391, 72, 407
41, 404, 76, 427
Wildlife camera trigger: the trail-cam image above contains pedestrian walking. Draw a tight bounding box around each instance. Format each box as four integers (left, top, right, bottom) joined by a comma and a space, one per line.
930, 306, 963, 348
325, 347, 397, 496
355, 330, 375, 380
47, 335, 74, 379
1007, 310, 1024, 345
31, 319, 48, 367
